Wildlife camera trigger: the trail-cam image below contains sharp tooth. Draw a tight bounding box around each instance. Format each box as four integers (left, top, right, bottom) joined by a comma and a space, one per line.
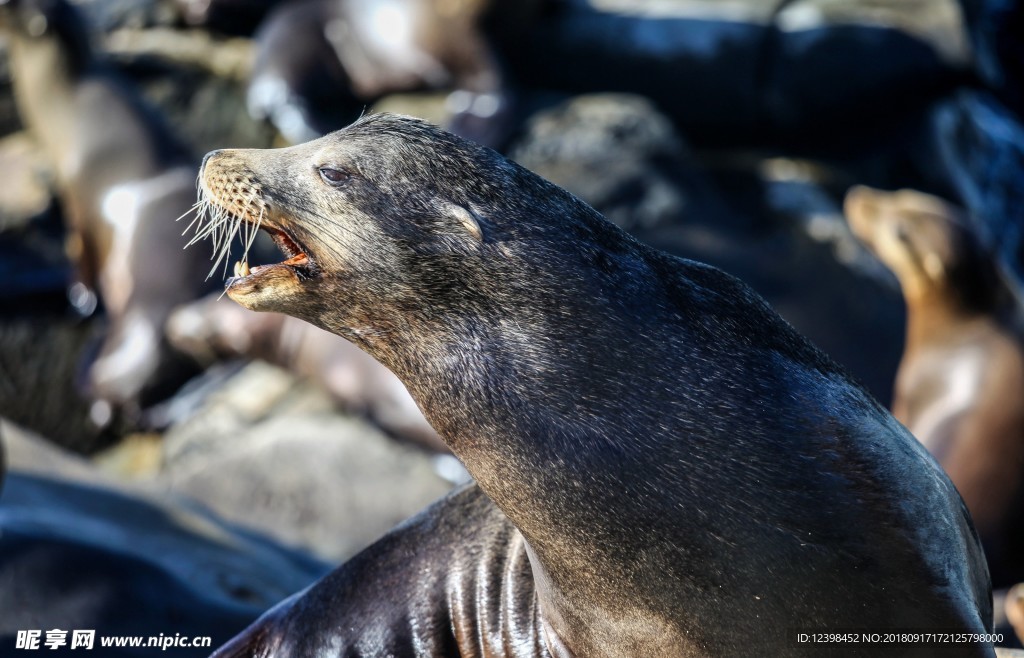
240, 261, 250, 277
233, 261, 241, 278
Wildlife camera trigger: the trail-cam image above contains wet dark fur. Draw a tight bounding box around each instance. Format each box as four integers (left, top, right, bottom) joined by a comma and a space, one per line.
203, 114, 993, 657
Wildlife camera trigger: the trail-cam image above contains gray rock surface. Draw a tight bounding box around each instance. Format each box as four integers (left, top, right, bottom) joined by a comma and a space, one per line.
158, 361, 455, 562
0, 320, 109, 454
512, 94, 689, 231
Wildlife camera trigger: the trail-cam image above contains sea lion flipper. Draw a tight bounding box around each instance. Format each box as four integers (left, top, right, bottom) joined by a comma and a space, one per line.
211, 483, 550, 657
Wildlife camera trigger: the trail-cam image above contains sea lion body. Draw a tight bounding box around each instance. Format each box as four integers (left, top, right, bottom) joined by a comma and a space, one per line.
1, 0, 214, 413
845, 185, 1024, 588
197, 115, 993, 656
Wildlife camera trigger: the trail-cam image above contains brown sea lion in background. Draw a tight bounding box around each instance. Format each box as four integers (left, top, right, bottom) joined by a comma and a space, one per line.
845, 185, 1024, 588
166, 294, 445, 451
1006, 584, 1024, 647
0, 0, 216, 420
196, 114, 991, 656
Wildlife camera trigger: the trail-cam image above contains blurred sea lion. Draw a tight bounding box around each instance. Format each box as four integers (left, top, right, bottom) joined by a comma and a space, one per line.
247, 0, 543, 145
245, 0, 356, 144
0, 0, 216, 420
167, 294, 445, 451
505, 0, 965, 150
846, 185, 1024, 588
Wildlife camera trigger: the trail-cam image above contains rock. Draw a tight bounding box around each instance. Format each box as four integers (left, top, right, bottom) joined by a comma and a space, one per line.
511, 93, 689, 231
958, 0, 1024, 114
160, 362, 454, 561
73, 0, 179, 32
92, 432, 163, 479
105, 35, 277, 154
371, 92, 453, 130
921, 90, 1024, 301
0, 319, 111, 454
104, 28, 254, 82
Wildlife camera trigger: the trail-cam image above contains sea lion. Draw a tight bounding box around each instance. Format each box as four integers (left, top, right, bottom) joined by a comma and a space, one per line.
1006, 583, 1024, 646
247, 0, 541, 146
919, 91, 1024, 302
245, 0, 358, 145
0, 0, 215, 418
166, 293, 445, 451
196, 114, 993, 657
845, 185, 1024, 589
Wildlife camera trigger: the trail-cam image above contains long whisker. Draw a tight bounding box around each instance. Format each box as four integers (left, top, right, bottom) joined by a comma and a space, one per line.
243, 205, 264, 265
174, 200, 204, 227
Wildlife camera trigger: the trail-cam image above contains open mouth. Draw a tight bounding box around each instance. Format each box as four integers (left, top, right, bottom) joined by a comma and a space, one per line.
229, 224, 317, 282
187, 159, 320, 293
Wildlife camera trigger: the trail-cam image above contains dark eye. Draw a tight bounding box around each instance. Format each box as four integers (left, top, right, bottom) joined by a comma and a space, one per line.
318, 167, 351, 186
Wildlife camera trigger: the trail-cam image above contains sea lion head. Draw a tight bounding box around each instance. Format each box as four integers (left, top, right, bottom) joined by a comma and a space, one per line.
843, 185, 998, 308
197, 113, 614, 359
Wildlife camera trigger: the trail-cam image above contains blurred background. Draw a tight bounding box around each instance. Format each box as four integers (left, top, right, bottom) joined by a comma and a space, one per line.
0, 0, 1022, 654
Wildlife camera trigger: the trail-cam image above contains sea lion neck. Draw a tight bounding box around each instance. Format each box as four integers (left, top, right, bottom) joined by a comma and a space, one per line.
357, 247, 713, 653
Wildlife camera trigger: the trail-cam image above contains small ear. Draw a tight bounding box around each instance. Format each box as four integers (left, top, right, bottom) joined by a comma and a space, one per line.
922, 252, 945, 281
441, 201, 484, 242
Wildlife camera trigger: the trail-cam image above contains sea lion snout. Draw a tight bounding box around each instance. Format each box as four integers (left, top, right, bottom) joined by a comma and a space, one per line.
199, 149, 218, 171
200, 151, 268, 225
195, 147, 325, 317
